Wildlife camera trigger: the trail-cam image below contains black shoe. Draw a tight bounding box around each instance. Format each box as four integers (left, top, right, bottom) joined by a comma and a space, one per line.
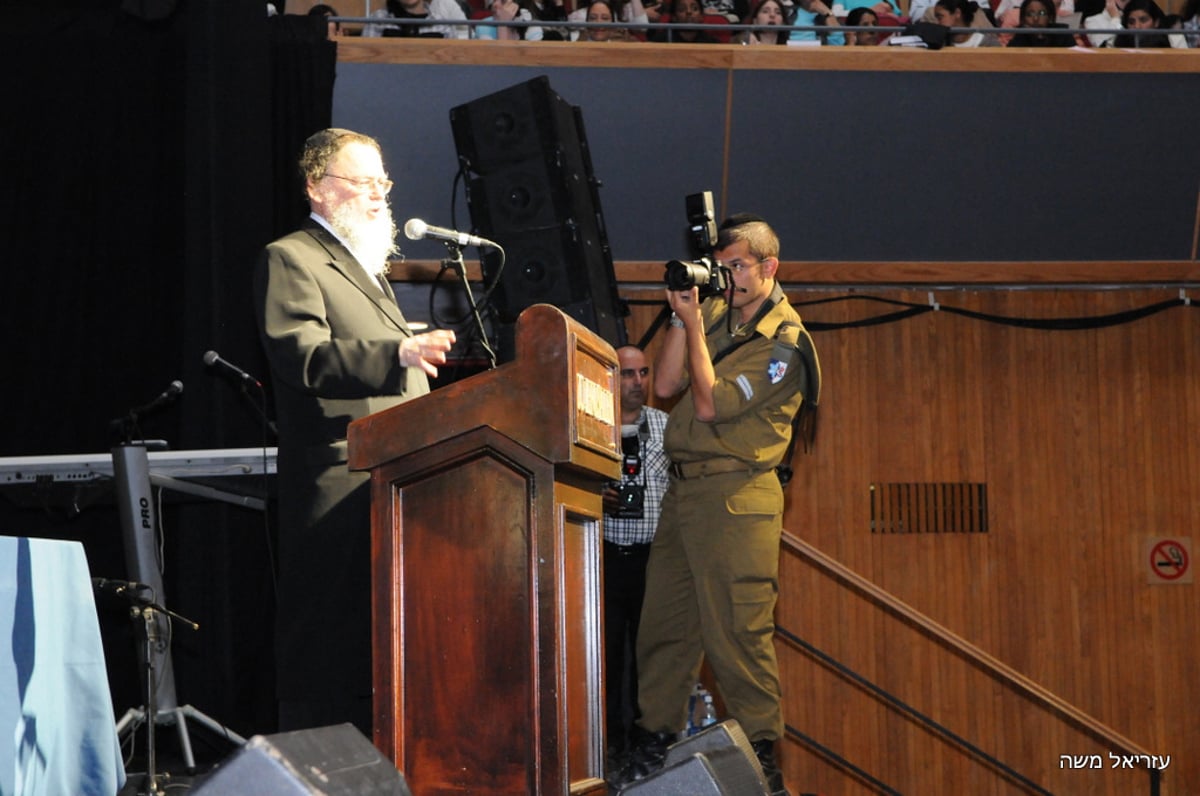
611, 726, 674, 788
751, 739, 790, 796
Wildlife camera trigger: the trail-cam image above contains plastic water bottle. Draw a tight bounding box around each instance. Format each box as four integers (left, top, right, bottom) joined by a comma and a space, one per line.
699, 692, 718, 730
686, 683, 718, 736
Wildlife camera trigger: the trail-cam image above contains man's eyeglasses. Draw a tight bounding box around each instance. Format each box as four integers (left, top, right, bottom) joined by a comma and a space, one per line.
325, 173, 393, 193
720, 258, 764, 273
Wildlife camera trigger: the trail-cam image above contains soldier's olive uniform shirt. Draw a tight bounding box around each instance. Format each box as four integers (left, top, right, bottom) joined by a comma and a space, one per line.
663, 281, 809, 471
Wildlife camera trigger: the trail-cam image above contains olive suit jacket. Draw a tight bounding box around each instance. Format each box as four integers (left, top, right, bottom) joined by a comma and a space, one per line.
253, 219, 429, 704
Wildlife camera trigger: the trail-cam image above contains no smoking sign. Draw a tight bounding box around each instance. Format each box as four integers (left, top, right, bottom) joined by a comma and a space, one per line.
1144, 537, 1192, 584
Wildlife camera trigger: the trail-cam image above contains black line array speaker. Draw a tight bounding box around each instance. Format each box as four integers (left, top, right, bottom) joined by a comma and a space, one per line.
450, 76, 627, 358
619, 720, 771, 796
191, 723, 412, 795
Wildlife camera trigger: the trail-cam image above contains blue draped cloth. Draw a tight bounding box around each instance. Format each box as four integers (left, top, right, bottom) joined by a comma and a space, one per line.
0, 536, 125, 796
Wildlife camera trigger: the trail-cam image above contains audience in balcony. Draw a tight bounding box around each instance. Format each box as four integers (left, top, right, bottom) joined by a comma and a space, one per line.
733, 0, 791, 43
341, 0, 1200, 45
842, 6, 884, 43
788, 0, 845, 44
1006, 0, 1077, 44
361, 0, 470, 38
934, 0, 999, 45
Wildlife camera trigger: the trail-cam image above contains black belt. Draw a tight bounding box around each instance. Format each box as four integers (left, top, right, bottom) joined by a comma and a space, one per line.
668, 458, 756, 480
604, 541, 652, 556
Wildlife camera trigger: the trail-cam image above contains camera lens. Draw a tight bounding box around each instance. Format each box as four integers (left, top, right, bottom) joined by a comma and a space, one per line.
665, 259, 712, 292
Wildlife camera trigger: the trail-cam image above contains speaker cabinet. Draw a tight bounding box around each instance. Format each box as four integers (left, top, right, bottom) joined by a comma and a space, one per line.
619, 720, 771, 796
192, 723, 411, 795
450, 77, 627, 357
450, 76, 581, 175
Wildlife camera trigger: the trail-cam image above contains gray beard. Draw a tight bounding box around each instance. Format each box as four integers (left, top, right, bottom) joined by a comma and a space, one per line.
328, 203, 399, 278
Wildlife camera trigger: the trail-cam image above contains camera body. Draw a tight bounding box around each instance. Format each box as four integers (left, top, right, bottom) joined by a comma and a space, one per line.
609, 434, 645, 519
663, 191, 729, 300
611, 480, 646, 519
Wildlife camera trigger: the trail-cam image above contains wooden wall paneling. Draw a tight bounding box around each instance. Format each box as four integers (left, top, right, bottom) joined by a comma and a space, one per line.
591, 282, 1196, 792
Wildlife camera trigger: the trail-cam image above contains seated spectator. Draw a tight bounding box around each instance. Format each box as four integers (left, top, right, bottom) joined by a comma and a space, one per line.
1082, 0, 1126, 45
571, 0, 648, 39
1006, 0, 1076, 43
308, 3, 342, 37
529, 0, 570, 36
933, 0, 998, 45
909, 0, 984, 25
705, 0, 748, 23
734, 0, 790, 42
577, 0, 638, 39
788, 0, 845, 44
651, 0, 724, 40
1113, 0, 1188, 45
843, 6, 883, 43
361, 0, 471, 38
475, 0, 567, 39
994, 0, 1079, 43
1182, 0, 1200, 45
841, 0, 900, 18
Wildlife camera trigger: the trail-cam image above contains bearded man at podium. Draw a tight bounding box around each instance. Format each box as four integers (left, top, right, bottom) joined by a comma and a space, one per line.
253, 128, 456, 736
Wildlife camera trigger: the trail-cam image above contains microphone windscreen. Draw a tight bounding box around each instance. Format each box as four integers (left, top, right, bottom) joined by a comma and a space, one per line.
202, 350, 219, 366
403, 218, 426, 241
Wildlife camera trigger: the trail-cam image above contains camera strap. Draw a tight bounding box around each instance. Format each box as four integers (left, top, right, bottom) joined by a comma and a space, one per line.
709, 288, 780, 366
775, 322, 821, 486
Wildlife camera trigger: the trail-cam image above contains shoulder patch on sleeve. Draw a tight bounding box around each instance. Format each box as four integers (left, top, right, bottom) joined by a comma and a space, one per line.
768, 322, 801, 385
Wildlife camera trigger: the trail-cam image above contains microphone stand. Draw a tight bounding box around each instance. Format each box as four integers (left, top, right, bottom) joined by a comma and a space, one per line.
440, 240, 497, 370
125, 591, 198, 796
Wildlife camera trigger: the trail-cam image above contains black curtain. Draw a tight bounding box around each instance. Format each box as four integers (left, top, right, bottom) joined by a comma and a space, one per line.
0, 0, 335, 751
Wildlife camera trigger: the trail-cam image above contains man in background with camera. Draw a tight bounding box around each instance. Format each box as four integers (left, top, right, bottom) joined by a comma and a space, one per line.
620, 214, 820, 796
602, 345, 670, 776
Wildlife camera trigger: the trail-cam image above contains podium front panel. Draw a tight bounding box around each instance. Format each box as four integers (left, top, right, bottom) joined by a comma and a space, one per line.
370, 427, 607, 796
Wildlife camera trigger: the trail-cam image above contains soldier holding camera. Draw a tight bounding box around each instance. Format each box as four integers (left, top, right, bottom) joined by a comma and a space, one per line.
620, 213, 820, 796
602, 345, 670, 772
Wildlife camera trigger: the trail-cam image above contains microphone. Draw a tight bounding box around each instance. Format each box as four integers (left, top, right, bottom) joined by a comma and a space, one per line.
91, 577, 151, 596
203, 350, 262, 388
133, 380, 183, 415
404, 218, 498, 249
91, 577, 162, 609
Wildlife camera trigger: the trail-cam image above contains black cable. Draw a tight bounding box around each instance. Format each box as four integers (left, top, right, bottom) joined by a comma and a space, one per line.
792, 293, 1192, 333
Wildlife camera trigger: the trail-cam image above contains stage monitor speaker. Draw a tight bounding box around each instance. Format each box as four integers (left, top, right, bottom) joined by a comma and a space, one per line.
619, 720, 771, 796
191, 723, 412, 796
450, 76, 581, 175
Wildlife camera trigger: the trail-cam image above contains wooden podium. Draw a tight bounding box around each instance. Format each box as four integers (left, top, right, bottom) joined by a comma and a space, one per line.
348, 305, 621, 796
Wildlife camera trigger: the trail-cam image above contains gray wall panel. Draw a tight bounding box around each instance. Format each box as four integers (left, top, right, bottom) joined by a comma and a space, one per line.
334, 63, 1200, 263
727, 69, 1200, 261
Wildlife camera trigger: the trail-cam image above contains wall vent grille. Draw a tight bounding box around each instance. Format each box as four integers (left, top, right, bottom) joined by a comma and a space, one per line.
870, 482, 988, 534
